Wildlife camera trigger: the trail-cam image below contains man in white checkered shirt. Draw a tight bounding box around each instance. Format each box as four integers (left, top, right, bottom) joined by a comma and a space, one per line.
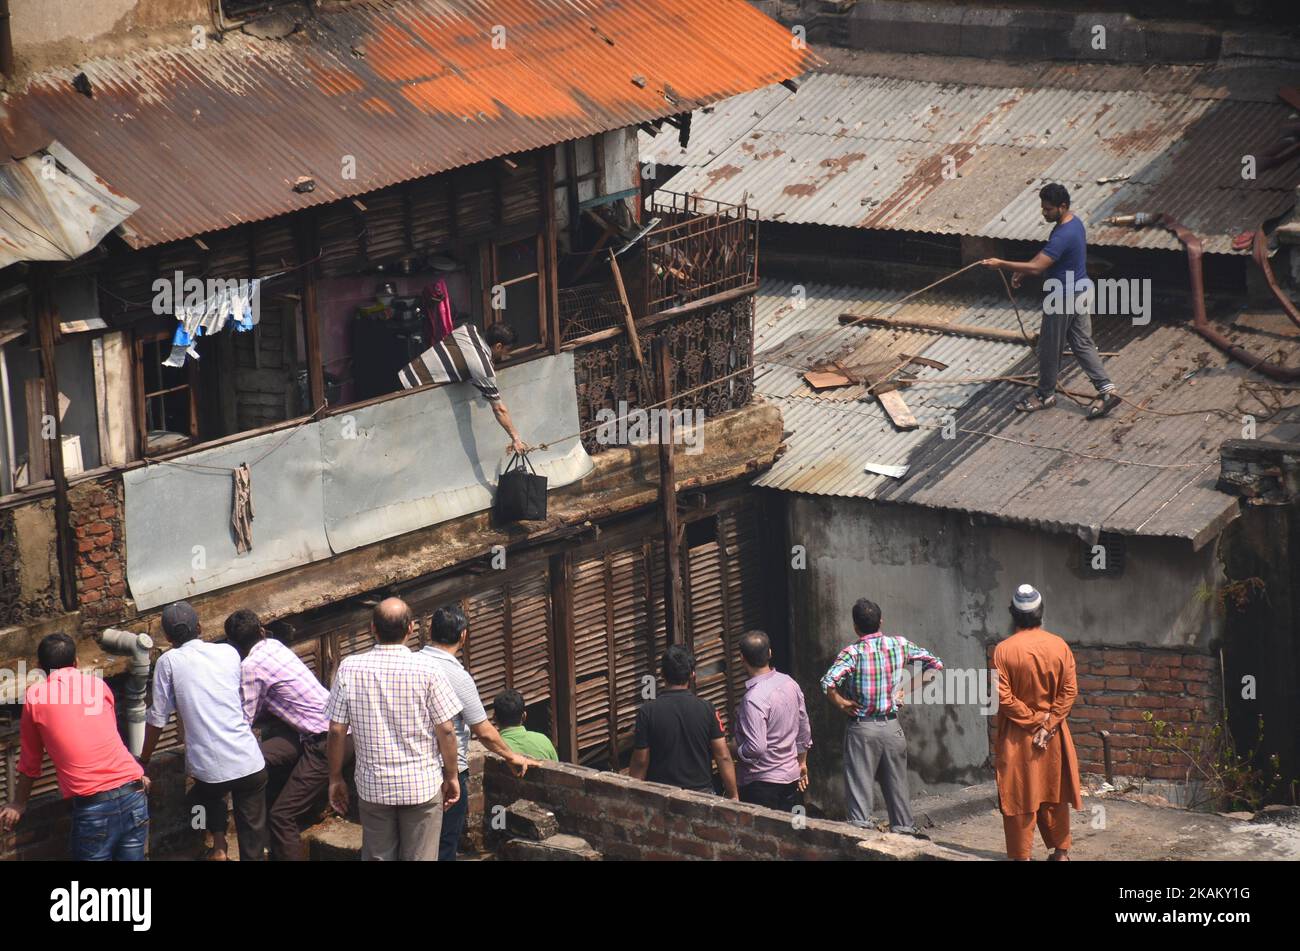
326, 597, 462, 861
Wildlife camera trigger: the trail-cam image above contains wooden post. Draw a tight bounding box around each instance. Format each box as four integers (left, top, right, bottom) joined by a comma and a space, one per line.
654, 337, 684, 646
541, 148, 561, 354
296, 213, 326, 411
548, 550, 578, 762
33, 266, 78, 611
564, 140, 581, 251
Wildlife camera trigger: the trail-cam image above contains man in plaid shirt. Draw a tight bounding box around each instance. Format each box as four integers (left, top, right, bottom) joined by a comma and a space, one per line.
821, 598, 942, 833
227, 608, 353, 861
326, 597, 462, 861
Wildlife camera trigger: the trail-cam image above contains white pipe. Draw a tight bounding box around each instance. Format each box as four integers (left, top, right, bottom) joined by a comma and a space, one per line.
98, 629, 154, 756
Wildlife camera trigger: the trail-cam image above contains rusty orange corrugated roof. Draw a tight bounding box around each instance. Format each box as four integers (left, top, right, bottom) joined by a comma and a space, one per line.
6, 0, 821, 249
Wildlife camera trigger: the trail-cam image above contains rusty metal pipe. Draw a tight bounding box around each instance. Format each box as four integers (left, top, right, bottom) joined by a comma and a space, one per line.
1104, 213, 1300, 381
1251, 226, 1300, 330
1100, 730, 1114, 785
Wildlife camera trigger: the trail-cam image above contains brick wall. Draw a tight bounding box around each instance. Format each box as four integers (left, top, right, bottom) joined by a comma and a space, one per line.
479, 756, 972, 861
986, 643, 1221, 782
69, 477, 128, 628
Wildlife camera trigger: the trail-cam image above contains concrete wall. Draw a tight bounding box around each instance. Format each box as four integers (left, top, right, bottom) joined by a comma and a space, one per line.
781, 493, 1224, 816
10, 0, 206, 74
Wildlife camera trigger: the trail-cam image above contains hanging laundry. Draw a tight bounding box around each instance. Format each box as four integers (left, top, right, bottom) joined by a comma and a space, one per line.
163, 277, 263, 365
231, 463, 255, 554
422, 278, 455, 344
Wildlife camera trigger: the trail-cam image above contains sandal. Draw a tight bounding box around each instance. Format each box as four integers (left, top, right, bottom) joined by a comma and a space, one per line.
1014, 394, 1056, 413
1087, 391, 1122, 420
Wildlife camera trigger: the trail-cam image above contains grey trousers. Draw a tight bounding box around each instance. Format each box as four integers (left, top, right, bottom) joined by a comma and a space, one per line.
1037, 293, 1113, 400
358, 793, 443, 861
843, 719, 915, 831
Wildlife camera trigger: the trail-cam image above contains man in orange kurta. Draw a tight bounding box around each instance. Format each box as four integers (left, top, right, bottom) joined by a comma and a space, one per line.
992, 584, 1083, 860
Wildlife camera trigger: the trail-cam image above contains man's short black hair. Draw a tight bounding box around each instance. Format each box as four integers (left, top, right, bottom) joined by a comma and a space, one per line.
852, 598, 882, 635
738, 630, 771, 668
372, 598, 412, 644
1039, 182, 1070, 208
224, 609, 263, 651
429, 605, 468, 645
494, 688, 526, 727
661, 645, 695, 686
36, 632, 77, 672
484, 323, 517, 348
1010, 604, 1044, 631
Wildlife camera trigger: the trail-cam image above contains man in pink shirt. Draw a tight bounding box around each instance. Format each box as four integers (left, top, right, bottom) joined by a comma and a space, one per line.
730, 630, 812, 813
0, 632, 150, 860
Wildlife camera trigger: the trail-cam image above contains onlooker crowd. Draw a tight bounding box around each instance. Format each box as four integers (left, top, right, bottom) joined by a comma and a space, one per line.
0, 585, 1075, 861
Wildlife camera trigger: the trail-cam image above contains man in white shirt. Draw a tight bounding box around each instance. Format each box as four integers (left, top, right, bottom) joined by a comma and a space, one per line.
139, 601, 268, 861
326, 598, 463, 861
421, 605, 533, 860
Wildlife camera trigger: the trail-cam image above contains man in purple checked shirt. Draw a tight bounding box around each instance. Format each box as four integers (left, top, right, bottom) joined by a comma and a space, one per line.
226, 608, 353, 861
729, 630, 812, 812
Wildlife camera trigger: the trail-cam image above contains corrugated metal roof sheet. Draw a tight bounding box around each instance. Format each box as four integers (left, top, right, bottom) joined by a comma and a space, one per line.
753, 278, 1300, 546
0, 141, 138, 267
5, 0, 819, 248
651, 72, 1300, 254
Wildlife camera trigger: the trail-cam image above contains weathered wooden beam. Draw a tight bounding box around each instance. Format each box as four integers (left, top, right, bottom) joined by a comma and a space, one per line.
654, 337, 684, 647
295, 213, 326, 410
608, 250, 644, 373
839, 311, 1037, 345
548, 550, 578, 762
877, 389, 919, 431
34, 266, 78, 611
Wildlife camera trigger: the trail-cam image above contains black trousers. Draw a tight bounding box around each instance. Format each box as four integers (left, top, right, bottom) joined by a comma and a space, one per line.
187, 768, 269, 861
261, 731, 354, 861
739, 780, 802, 813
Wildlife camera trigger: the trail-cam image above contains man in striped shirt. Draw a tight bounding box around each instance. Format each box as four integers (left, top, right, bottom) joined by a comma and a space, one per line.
325, 598, 462, 861
227, 609, 352, 862
398, 322, 529, 454
821, 598, 943, 833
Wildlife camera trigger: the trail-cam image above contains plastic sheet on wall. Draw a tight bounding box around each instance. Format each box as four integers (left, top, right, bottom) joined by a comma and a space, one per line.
123, 352, 593, 609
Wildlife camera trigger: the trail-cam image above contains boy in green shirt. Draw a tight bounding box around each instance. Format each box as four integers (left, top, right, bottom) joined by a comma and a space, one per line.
493, 689, 558, 761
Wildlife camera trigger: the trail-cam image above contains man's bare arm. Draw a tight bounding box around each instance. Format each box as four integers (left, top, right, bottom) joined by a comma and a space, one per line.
492, 400, 527, 454
980, 252, 1055, 277
628, 748, 650, 780
0, 774, 36, 830
711, 738, 738, 800
138, 722, 164, 766
435, 719, 461, 808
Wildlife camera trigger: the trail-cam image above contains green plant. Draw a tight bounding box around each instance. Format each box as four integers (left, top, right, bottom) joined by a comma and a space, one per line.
1193, 577, 1268, 617
1140, 708, 1279, 812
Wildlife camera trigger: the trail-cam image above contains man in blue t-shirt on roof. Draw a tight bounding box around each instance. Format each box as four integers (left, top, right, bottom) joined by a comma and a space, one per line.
980, 183, 1121, 420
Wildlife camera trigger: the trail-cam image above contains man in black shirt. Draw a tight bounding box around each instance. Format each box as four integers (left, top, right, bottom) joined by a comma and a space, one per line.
629, 646, 738, 798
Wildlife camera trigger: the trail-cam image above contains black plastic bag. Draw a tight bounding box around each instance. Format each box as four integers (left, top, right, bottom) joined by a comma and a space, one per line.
495, 452, 548, 521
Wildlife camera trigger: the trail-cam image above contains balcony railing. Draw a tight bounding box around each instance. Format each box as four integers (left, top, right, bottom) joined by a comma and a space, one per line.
643, 193, 759, 315
557, 192, 759, 346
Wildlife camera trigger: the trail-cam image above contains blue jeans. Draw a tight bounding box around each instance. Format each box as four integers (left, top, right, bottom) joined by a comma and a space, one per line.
70, 786, 149, 861
437, 769, 470, 861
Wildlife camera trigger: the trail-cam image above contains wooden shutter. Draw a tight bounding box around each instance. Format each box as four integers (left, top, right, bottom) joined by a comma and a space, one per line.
685, 530, 732, 729
0, 740, 60, 799
684, 504, 770, 732
407, 562, 554, 724
460, 565, 553, 719
291, 637, 324, 685
572, 552, 612, 763
570, 539, 666, 766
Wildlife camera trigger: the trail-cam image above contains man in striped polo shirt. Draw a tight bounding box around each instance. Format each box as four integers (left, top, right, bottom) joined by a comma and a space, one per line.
821, 598, 943, 834
398, 322, 529, 454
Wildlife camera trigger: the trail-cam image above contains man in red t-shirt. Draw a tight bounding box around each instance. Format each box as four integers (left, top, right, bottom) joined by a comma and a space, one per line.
0, 632, 150, 860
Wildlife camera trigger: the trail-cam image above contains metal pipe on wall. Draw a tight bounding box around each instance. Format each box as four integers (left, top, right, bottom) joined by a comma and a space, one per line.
1104, 213, 1300, 382
98, 629, 155, 755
